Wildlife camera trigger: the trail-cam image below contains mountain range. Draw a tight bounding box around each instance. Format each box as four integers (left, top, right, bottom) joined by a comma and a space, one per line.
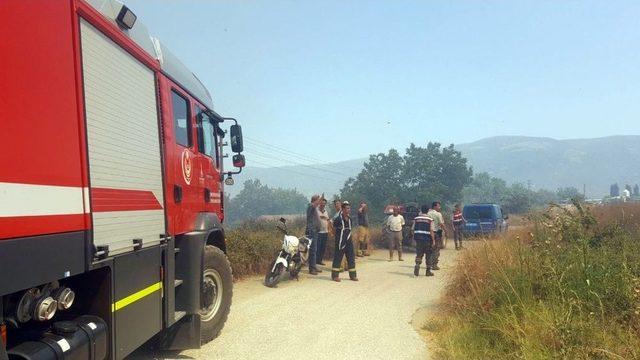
227, 135, 640, 198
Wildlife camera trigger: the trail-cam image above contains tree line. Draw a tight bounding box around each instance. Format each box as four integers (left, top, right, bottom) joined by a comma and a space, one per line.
226, 143, 590, 224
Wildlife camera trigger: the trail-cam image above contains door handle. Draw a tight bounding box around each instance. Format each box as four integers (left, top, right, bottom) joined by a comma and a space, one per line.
174, 185, 183, 203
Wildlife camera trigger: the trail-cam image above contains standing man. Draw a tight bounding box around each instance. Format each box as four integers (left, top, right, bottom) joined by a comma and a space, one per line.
331, 202, 358, 282
332, 199, 342, 220
329, 199, 348, 272
385, 206, 405, 261
427, 201, 446, 270
452, 203, 466, 250
316, 198, 331, 266
356, 201, 371, 257
412, 205, 436, 276
306, 194, 322, 275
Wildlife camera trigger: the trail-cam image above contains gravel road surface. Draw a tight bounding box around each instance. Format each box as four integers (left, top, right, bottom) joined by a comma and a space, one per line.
132, 248, 458, 360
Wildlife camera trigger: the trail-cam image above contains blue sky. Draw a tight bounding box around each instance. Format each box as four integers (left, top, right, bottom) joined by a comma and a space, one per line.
127, 0, 640, 166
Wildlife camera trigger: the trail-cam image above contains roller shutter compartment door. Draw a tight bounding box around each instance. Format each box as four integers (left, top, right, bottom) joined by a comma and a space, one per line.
80, 19, 165, 256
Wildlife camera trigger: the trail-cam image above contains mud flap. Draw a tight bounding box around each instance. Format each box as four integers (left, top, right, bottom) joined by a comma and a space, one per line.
157, 314, 201, 351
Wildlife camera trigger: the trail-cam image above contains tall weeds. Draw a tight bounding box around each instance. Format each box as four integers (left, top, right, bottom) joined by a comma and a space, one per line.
431, 202, 640, 359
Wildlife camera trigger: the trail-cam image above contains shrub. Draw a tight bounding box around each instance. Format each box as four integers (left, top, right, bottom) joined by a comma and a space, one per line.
430, 202, 640, 359
225, 218, 305, 279
226, 218, 383, 279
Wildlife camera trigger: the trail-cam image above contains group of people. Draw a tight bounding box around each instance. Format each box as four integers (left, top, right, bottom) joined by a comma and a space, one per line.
305, 195, 466, 282
305, 195, 371, 282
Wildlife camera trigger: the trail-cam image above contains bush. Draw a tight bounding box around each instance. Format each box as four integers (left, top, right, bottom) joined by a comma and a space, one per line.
225, 218, 305, 279
226, 219, 384, 279
430, 202, 640, 359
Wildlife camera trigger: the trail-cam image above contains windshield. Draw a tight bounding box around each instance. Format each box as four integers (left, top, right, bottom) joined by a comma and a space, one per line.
463, 206, 494, 220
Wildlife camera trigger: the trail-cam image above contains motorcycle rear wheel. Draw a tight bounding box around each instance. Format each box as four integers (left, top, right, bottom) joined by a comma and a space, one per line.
264, 261, 285, 288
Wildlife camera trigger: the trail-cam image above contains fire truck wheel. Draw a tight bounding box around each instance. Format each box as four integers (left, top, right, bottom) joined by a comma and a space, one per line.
200, 245, 233, 343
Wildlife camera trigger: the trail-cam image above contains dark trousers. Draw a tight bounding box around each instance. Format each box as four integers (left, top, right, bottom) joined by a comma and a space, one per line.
453, 225, 464, 248
316, 232, 328, 263
306, 228, 318, 270
415, 238, 433, 269
332, 239, 357, 279
429, 230, 443, 267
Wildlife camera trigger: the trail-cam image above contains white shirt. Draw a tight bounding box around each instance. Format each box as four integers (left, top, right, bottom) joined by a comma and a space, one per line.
386, 214, 405, 232
317, 208, 330, 233
427, 209, 444, 231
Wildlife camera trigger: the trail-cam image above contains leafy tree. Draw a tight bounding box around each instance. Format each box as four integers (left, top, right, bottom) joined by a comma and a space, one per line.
502, 183, 533, 214
556, 187, 585, 202
634, 184, 639, 197
225, 179, 308, 224
340, 143, 472, 221
463, 173, 561, 214
462, 172, 508, 204
610, 183, 620, 197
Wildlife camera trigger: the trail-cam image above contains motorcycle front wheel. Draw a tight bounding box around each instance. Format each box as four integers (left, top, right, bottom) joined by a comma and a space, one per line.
264, 260, 285, 288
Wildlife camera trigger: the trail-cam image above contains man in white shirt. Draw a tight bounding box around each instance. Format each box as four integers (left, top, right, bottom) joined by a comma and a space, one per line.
385, 206, 405, 261
316, 199, 331, 266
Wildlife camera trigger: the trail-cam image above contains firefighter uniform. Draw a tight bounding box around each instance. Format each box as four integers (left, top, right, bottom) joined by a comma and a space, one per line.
332, 213, 357, 281
413, 213, 434, 276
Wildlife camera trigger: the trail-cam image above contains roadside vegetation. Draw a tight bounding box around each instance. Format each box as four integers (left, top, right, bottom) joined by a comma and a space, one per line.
428, 202, 640, 359
225, 218, 384, 279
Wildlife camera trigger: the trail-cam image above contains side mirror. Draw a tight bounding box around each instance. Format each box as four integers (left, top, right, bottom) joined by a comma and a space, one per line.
232, 154, 245, 168
224, 175, 235, 186
230, 124, 243, 153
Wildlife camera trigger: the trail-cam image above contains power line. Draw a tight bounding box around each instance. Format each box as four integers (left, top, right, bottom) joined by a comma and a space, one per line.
243, 148, 347, 177
247, 158, 344, 184
247, 156, 342, 183
245, 136, 327, 164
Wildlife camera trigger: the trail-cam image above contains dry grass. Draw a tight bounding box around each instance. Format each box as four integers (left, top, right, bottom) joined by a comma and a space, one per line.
428, 202, 640, 359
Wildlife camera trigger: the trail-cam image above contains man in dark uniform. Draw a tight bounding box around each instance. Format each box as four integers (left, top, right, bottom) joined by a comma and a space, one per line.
412, 205, 436, 276
331, 202, 358, 282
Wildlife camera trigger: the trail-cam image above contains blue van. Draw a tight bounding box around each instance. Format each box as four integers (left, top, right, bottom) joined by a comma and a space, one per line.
462, 204, 508, 235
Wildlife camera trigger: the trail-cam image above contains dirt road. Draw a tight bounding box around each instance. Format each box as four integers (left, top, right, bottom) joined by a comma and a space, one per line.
177, 248, 457, 360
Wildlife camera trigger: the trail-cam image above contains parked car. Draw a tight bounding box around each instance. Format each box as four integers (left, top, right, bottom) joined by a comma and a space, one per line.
463, 203, 509, 235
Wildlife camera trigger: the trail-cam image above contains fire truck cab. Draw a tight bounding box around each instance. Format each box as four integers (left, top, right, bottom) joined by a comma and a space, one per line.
0, 1, 244, 359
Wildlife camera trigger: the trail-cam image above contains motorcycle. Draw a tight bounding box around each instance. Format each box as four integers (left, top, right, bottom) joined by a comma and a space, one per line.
264, 218, 311, 288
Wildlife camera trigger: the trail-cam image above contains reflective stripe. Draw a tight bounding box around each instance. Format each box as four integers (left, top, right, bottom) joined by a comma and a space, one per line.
111, 282, 162, 312
414, 230, 430, 234
0, 182, 87, 217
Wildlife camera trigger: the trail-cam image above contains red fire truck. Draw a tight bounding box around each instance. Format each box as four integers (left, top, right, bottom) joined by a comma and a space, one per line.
0, 1, 245, 358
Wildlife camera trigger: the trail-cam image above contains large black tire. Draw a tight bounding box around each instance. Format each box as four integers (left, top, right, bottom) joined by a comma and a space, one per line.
264, 261, 284, 288
200, 245, 233, 344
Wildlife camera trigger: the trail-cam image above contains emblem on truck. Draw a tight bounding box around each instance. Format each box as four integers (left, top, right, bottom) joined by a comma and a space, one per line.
182, 149, 192, 185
